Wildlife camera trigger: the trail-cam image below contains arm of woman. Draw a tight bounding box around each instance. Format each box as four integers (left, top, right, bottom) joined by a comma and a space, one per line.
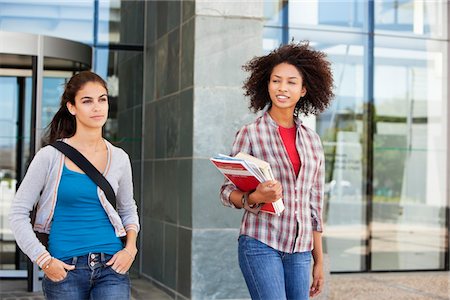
221, 126, 283, 211
228, 181, 283, 208
8, 147, 53, 268
309, 138, 325, 297
106, 229, 137, 274
108, 150, 139, 273
310, 231, 324, 297
220, 126, 252, 208
116, 151, 140, 236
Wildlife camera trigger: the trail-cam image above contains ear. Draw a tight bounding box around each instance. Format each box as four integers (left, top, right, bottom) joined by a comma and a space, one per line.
301, 86, 307, 98
66, 102, 75, 116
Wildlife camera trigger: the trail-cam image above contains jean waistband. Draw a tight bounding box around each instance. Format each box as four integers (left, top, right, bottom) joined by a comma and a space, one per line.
64, 253, 113, 270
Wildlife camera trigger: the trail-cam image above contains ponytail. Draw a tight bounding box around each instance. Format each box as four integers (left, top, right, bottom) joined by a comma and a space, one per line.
44, 105, 76, 145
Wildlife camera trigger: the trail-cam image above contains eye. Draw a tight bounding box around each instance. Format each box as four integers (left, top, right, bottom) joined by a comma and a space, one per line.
82, 99, 92, 104
99, 97, 108, 102
289, 82, 296, 85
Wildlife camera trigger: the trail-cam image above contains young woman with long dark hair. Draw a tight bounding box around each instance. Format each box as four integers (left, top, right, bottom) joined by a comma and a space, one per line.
9, 71, 139, 299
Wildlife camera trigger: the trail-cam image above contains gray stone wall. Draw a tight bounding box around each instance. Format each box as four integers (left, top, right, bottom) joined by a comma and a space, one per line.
191, 2, 263, 299
142, 1, 264, 299
116, 0, 144, 272
142, 1, 194, 299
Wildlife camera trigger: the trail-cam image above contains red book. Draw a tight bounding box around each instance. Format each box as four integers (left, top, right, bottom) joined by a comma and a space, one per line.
211, 153, 284, 215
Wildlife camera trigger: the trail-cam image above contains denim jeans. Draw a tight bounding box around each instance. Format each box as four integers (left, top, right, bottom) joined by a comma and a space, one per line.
42, 253, 130, 300
238, 235, 312, 300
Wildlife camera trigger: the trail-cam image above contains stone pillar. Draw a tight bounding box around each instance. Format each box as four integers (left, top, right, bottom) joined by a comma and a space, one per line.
191, 1, 263, 299
142, 1, 264, 298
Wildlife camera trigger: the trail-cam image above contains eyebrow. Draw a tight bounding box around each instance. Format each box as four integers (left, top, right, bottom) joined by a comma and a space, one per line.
272, 75, 299, 80
80, 94, 108, 100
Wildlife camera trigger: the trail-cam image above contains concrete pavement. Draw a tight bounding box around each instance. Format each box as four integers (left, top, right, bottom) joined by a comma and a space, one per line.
0, 271, 449, 299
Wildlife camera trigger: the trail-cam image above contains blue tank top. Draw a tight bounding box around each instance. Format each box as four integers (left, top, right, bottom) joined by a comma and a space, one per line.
48, 164, 122, 260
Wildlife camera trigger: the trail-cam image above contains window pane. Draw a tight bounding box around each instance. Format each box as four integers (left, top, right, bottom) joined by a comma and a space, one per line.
372, 37, 447, 270
375, 0, 446, 37
98, 0, 144, 45
264, 0, 285, 27
0, 0, 94, 44
289, 0, 366, 30
290, 30, 368, 272
263, 27, 283, 53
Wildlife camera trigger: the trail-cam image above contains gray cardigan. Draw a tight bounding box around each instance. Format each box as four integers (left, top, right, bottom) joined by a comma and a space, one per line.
8, 139, 140, 267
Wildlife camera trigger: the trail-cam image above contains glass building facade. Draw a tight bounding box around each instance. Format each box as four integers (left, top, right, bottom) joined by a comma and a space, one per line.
264, 0, 448, 272
0, 0, 144, 275
0, 0, 449, 298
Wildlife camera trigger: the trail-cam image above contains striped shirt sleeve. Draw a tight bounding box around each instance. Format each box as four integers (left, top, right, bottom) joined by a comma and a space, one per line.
220, 126, 252, 208
310, 140, 325, 232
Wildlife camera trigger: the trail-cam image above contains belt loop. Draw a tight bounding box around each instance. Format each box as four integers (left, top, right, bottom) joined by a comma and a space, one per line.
101, 252, 105, 262
72, 256, 78, 265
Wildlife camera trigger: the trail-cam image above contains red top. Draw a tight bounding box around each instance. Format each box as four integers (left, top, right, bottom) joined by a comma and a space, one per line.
279, 125, 300, 176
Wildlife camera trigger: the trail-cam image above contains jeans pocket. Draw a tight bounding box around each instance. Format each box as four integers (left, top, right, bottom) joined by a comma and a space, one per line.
108, 266, 129, 277
44, 271, 71, 284
239, 235, 270, 256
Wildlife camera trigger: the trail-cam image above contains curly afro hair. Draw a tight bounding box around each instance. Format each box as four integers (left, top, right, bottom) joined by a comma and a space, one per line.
242, 41, 334, 116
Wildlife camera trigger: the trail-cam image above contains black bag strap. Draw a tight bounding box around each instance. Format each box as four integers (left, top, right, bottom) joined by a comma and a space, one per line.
50, 140, 116, 209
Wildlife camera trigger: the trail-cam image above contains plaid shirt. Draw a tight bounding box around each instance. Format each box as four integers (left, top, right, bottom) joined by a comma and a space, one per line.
220, 112, 324, 253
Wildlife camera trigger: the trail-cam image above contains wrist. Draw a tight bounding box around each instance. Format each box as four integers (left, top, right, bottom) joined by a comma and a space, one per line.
42, 257, 53, 271
247, 190, 258, 205
124, 246, 137, 258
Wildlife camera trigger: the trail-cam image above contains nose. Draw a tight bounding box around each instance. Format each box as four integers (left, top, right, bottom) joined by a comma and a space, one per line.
278, 81, 287, 92
93, 100, 101, 111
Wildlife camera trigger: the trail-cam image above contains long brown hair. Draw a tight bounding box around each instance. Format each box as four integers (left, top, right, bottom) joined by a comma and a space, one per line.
44, 71, 108, 144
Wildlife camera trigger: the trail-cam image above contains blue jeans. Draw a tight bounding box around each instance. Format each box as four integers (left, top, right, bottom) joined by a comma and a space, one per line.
42, 253, 130, 300
238, 235, 312, 300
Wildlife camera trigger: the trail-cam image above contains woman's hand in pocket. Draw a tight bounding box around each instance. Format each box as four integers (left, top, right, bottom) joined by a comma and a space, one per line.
43, 258, 75, 282
106, 247, 137, 274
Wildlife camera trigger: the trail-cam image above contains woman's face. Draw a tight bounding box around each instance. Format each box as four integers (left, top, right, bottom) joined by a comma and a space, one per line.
268, 62, 306, 112
67, 81, 109, 130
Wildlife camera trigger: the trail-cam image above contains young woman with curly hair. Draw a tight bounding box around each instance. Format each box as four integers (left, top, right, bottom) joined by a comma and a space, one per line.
220, 42, 334, 299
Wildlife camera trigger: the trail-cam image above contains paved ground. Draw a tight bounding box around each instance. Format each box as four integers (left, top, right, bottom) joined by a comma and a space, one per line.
0, 271, 449, 299
326, 271, 449, 300
0, 275, 171, 300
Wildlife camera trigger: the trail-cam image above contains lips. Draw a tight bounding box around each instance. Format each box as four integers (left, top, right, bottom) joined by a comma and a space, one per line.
276, 95, 289, 102
91, 115, 104, 120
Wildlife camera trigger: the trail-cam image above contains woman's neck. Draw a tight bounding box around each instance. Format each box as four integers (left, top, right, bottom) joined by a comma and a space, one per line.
69, 129, 104, 151
268, 108, 295, 128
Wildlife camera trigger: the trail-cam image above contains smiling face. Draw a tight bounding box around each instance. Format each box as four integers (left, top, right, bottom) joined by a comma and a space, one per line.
268, 62, 307, 114
66, 81, 109, 131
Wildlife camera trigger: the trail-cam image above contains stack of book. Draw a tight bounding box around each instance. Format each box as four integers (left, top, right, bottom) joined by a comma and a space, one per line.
210, 152, 285, 216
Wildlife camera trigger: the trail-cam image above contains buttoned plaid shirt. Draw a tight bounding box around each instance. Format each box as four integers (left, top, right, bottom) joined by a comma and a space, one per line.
220, 112, 325, 253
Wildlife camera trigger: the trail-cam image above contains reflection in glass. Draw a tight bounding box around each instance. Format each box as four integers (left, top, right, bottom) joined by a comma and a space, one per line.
315, 42, 367, 272
375, 0, 446, 37
372, 38, 447, 270
98, 0, 121, 44
263, 27, 283, 53
0, 77, 18, 270
289, 0, 365, 29
264, 0, 285, 27
0, 0, 94, 44
41, 77, 66, 130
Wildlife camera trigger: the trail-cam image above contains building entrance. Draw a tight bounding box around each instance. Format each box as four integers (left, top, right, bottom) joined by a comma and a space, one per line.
0, 31, 91, 290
